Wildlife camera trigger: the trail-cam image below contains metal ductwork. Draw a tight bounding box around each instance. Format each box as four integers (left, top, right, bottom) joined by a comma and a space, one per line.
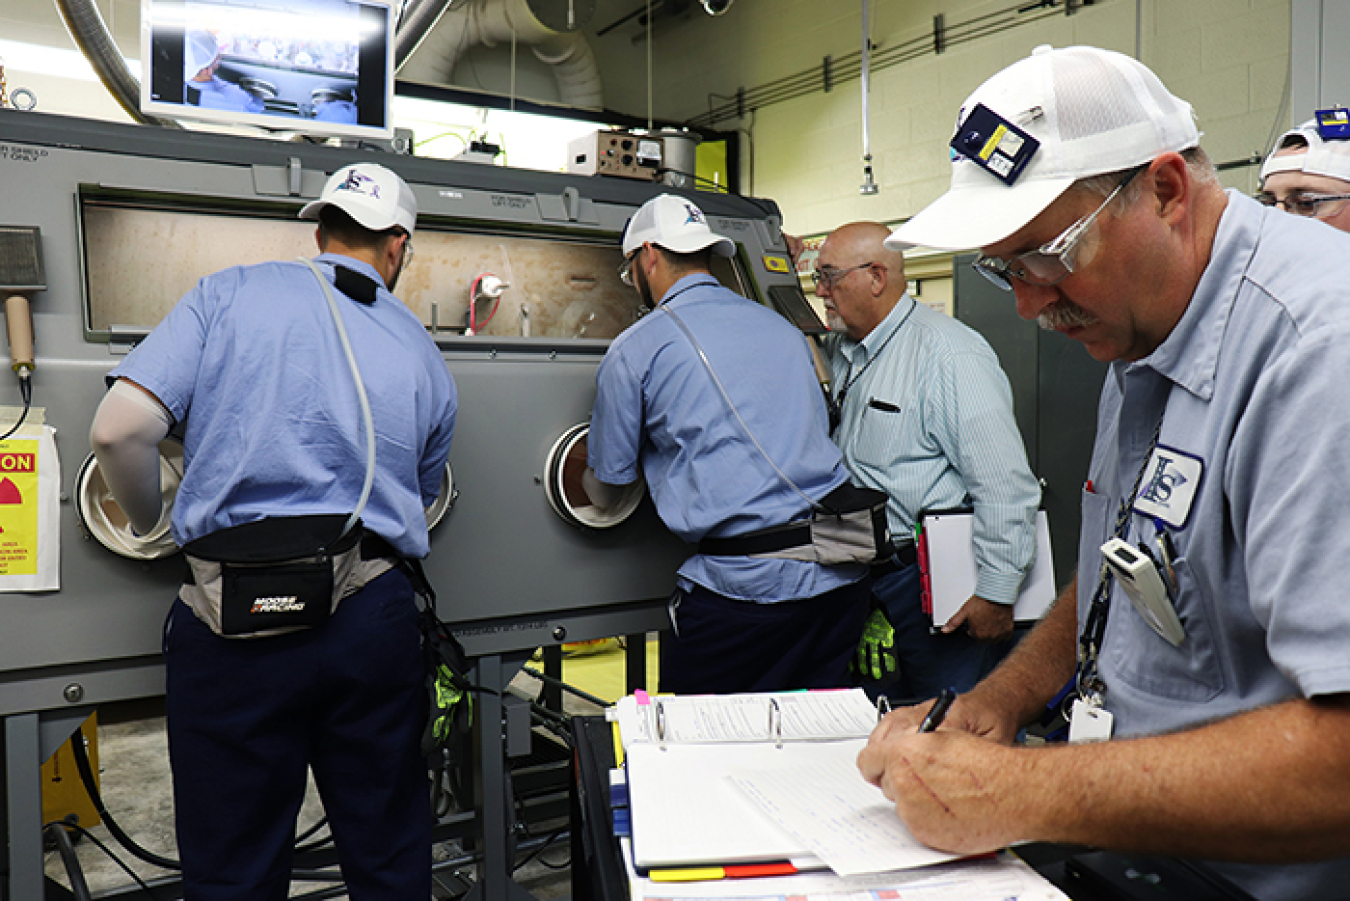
55, 0, 182, 128
398, 0, 603, 110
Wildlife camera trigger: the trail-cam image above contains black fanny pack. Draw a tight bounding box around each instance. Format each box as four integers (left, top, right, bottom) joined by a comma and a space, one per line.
184, 515, 362, 636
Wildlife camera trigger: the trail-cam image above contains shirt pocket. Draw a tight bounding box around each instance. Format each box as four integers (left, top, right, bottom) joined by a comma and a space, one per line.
851, 396, 921, 471
1102, 531, 1225, 703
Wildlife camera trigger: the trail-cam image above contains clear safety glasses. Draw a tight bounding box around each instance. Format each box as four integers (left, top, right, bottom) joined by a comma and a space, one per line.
972, 165, 1145, 291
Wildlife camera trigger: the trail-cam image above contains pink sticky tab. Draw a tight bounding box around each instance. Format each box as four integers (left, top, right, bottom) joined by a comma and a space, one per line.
634, 689, 651, 706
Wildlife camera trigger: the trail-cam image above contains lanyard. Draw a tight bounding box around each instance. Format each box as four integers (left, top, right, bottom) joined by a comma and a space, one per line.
828, 299, 916, 435
1076, 407, 1166, 701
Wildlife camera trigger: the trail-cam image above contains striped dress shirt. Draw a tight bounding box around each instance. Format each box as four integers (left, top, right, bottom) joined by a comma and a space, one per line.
823, 295, 1040, 604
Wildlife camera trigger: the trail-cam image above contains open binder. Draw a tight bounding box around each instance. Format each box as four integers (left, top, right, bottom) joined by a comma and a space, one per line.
918, 509, 1056, 628
614, 689, 958, 873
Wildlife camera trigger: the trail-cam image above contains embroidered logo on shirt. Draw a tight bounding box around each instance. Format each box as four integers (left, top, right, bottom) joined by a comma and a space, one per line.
1133, 444, 1203, 529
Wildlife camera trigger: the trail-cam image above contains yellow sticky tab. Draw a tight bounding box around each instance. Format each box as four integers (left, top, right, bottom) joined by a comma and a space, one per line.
0, 443, 41, 576
649, 867, 726, 882
978, 124, 1008, 162
763, 255, 790, 274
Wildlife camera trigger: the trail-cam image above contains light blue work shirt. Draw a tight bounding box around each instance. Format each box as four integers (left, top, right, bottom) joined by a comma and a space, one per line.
589, 274, 865, 602
111, 253, 457, 559
191, 75, 264, 114
1080, 191, 1350, 900
823, 296, 1040, 604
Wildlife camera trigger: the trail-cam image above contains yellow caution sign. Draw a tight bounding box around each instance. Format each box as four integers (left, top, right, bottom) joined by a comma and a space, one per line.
0, 445, 40, 576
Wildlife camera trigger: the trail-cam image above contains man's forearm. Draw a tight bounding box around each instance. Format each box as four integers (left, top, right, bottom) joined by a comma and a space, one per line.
968, 574, 1079, 729
1023, 694, 1350, 860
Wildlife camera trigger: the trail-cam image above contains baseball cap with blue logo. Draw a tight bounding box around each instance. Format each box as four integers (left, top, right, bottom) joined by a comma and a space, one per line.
299, 163, 417, 235
622, 194, 736, 258
887, 45, 1200, 252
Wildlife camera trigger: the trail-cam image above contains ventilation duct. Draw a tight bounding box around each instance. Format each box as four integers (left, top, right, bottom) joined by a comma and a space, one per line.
398, 0, 603, 110
55, 0, 182, 127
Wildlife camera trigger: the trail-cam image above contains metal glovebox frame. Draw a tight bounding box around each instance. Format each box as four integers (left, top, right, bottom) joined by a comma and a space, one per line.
0, 107, 806, 719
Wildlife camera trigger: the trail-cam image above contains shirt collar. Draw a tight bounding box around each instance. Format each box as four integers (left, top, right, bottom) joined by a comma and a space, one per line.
315, 253, 389, 292
1124, 190, 1248, 402
658, 273, 721, 306
842, 294, 917, 360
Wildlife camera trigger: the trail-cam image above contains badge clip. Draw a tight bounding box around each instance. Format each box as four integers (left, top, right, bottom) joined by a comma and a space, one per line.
1316, 108, 1350, 141
950, 103, 1040, 185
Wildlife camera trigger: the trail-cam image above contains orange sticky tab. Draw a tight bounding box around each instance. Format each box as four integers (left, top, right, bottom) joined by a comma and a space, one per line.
724, 862, 797, 878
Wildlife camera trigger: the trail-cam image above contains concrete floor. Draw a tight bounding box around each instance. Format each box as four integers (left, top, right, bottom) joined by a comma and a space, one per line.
39, 659, 607, 900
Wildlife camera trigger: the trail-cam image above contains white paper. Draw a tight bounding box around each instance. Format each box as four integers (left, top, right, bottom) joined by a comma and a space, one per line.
924, 509, 1055, 627
728, 744, 959, 876
615, 688, 877, 749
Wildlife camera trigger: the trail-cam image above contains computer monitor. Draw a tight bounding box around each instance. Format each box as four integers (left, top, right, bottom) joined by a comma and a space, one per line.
140, 0, 394, 140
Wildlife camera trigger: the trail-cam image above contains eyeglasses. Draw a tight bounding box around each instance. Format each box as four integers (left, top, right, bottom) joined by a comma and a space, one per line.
403, 239, 414, 264
811, 262, 879, 289
1256, 190, 1350, 218
618, 249, 640, 287
972, 165, 1145, 292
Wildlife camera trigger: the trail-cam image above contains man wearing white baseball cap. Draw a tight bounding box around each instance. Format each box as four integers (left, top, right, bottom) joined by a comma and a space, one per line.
1259, 113, 1350, 232
585, 193, 872, 693
860, 46, 1350, 900
91, 161, 456, 898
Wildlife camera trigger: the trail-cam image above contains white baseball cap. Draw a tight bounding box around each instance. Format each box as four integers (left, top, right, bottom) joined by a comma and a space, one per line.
887, 45, 1200, 252
299, 163, 417, 235
622, 194, 736, 258
184, 30, 219, 81
1260, 118, 1350, 185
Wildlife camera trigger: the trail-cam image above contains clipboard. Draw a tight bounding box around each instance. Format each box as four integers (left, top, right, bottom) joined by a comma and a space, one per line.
918, 509, 1055, 627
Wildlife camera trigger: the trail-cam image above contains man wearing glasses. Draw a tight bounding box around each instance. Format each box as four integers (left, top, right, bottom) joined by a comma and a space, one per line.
584, 194, 871, 694
858, 45, 1350, 900
810, 221, 1039, 703
1258, 116, 1350, 233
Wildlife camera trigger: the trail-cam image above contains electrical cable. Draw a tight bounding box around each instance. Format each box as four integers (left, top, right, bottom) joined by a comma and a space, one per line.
48, 820, 168, 900
70, 727, 181, 871
44, 820, 93, 901
0, 374, 32, 442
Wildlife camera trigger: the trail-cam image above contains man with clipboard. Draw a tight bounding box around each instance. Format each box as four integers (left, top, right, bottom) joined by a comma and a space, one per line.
811, 221, 1041, 702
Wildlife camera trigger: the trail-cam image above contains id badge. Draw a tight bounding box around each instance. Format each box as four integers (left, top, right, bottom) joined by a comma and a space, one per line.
1068, 697, 1114, 743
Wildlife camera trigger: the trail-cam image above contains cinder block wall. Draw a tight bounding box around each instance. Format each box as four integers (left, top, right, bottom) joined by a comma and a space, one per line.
600, 0, 1291, 238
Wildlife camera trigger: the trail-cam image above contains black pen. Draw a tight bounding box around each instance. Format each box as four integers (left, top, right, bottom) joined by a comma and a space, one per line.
918, 688, 957, 733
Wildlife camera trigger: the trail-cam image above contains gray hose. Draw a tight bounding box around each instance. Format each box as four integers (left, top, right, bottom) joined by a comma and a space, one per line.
54, 0, 181, 128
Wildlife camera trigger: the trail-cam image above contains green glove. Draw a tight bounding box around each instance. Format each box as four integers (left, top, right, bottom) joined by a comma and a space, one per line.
855, 607, 898, 681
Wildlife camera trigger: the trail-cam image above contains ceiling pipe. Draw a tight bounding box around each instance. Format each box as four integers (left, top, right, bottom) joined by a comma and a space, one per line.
395, 0, 465, 72
399, 0, 603, 110
54, 0, 182, 127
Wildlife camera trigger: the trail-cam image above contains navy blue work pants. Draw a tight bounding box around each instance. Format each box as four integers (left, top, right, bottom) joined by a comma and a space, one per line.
660, 578, 871, 694
164, 568, 430, 901
860, 563, 1012, 704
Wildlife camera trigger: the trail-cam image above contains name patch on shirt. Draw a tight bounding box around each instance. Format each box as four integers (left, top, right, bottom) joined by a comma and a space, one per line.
1132, 444, 1203, 529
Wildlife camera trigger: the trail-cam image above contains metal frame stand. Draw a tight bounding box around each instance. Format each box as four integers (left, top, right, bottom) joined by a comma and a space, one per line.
2, 707, 95, 901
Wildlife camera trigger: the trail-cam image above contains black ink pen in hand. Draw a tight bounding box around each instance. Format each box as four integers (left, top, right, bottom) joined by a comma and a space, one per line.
918, 688, 957, 733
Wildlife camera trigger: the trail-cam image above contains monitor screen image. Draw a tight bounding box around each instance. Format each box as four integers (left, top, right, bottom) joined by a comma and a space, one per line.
140, 0, 394, 140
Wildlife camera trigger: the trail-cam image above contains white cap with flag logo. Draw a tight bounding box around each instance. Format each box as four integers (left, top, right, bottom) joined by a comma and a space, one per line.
622, 194, 736, 258
299, 163, 417, 235
887, 45, 1200, 252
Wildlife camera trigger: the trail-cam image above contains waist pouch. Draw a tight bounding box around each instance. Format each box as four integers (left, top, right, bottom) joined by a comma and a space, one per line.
182, 515, 396, 638
698, 482, 890, 566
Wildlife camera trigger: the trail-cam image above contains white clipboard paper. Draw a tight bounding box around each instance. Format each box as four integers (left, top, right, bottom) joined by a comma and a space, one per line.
920, 509, 1055, 627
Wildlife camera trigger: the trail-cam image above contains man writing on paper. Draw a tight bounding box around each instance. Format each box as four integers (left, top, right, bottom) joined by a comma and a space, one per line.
858, 45, 1350, 901
811, 222, 1040, 701
583, 194, 871, 695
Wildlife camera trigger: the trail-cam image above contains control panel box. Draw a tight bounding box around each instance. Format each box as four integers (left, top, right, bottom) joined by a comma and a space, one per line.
568, 130, 663, 180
